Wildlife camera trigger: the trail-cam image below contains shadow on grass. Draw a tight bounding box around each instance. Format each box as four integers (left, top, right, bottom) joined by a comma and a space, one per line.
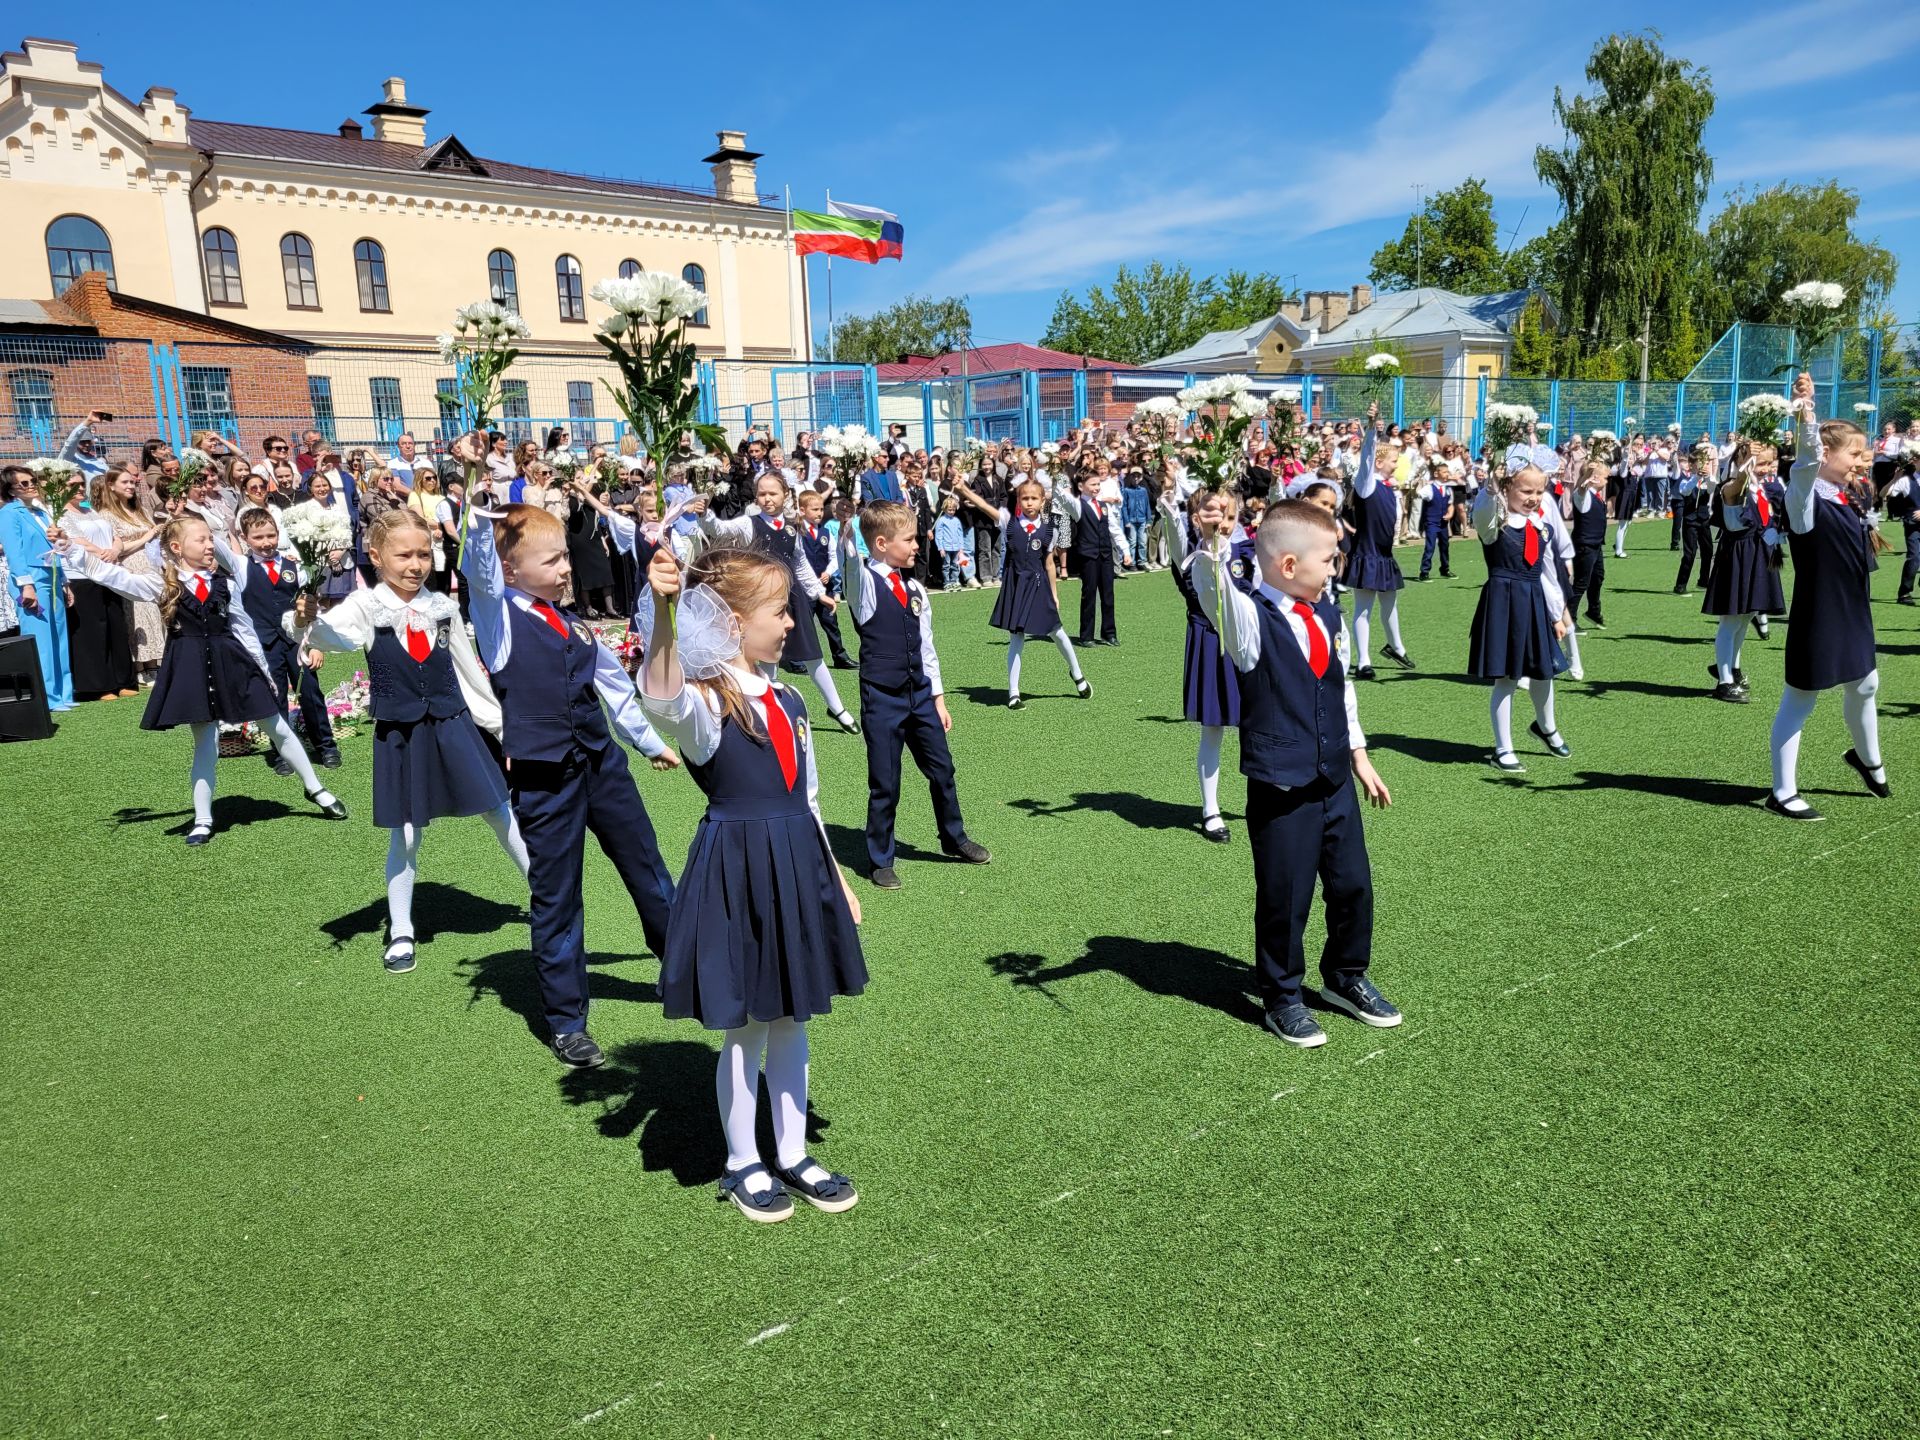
1580, 677, 1709, 701
460, 946, 659, 1042
558, 1039, 832, 1186
321, 881, 524, 949
1368, 731, 1497, 766
1524, 770, 1770, 805
1008, 790, 1238, 832
822, 822, 945, 874
1622, 632, 1712, 646
988, 937, 1261, 1027
112, 793, 301, 837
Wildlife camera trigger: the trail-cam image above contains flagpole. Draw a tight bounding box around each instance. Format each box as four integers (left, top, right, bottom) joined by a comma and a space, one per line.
826, 187, 835, 364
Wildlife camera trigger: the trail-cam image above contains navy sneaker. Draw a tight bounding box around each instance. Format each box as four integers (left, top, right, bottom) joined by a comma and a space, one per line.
1319, 976, 1403, 1028
549, 1030, 606, 1069
1264, 1003, 1328, 1049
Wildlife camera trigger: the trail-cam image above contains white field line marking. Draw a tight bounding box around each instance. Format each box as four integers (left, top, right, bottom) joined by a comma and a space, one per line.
562, 804, 1920, 1431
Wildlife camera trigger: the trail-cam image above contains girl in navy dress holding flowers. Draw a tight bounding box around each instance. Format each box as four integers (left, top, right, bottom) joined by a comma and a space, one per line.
1468, 464, 1571, 774
638, 543, 867, 1225
1347, 403, 1413, 678
1159, 484, 1241, 842
291, 507, 530, 973
1701, 440, 1787, 705
953, 474, 1091, 711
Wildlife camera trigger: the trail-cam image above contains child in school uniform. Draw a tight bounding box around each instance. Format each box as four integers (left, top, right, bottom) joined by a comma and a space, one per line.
1068, 467, 1121, 645
57, 513, 349, 844
1347, 403, 1413, 678
795, 488, 855, 667
637, 543, 866, 1223
1228, 495, 1267, 593
459, 480, 681, 1070
1672, 450, 1717, 592
954, 474, 1091, 711
692, 473, 859, 735
1160, 484, 1240, 842
1567, 459, 1611, 628
1766, 374, 1889, 820
1469, 464, 1572, 774
1190, 500, 1398, 1049
291, 507, 530, 973
838, 499, 991, 889
1415, 466, 1454, 581
1700, 440, 1786, 704
221, 507, 340, 776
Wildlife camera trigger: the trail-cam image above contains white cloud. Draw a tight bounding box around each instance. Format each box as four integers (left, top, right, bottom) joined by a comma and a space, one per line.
1678, 0, 1920, 96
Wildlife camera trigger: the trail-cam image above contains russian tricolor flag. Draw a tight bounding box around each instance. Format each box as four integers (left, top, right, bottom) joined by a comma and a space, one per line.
793, 200, 904, 264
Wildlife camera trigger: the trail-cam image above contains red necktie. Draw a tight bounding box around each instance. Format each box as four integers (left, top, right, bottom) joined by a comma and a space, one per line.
1522, 522, 1540, 566
192, 574, 209, 603
1756, 492, 1771, 527
265, 559, 280, 585
405, 620, 431, 663
1291, 602, 1328, 678
530, 600, 570, 638
888, 572, 910, 608
758, 689, 797, 791
1090, 500, 1102, 520
770, 517, 784, 530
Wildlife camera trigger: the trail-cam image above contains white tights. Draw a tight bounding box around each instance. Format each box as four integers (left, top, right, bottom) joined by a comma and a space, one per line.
1713, 616, 1749, 684
718, 1018, 825, 1195
1197, 724, 1224, 822
1492, 676, 1559, 757
1350, 588, 1403, 669
189, 715, 335, 829
1770, 672, 1883, 804
385, 804, 530, 942
1007, 628, 1084, 698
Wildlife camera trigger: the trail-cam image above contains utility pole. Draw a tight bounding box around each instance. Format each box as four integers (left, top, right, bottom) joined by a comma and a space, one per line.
1411, 182, 1426, 289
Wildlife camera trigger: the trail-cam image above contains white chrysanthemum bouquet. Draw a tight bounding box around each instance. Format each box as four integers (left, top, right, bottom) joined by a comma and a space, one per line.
1362, 351, 1401, 405
177, 446, 217, 488
591, 272, 727, 484
1174, 374, 1265, 491
1735, 392, 1793, 441
437, 300, 531, 428
1779, 280, 1848, 371
1482, 402, 1539, 463
817, 424, 883, 493
279, 500, 353, 596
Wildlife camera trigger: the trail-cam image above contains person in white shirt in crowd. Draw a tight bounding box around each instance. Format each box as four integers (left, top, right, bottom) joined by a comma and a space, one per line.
58, 411, 113, 480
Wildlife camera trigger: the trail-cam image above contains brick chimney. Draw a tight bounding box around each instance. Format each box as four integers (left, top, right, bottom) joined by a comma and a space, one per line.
364, 77, 428, 147
1309, 289, 1351, 329
338, 118, 363, 140
1279, 297, 1303, 324
1350, 283, 1373, 315
703, 131, 764, 203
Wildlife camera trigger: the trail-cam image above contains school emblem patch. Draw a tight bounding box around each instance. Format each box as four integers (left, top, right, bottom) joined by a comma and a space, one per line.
1029, 535, 1043, 551
1229, 557, 1250, 582
794, 717, 811, 751
911, 595, 924, 617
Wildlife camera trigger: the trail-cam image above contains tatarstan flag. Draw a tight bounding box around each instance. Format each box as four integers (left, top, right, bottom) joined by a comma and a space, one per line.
793, 200, 904, 263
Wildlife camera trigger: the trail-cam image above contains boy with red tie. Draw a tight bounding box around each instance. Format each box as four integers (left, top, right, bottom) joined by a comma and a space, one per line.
1068, 467, 1120, 646
1191, 500, 1399, 1049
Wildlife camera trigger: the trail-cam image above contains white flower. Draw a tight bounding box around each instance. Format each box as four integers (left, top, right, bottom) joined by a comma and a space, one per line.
1364, 352, 1400, 372
1782, 280, 1845, 310
26, 456, 80, 483
1736, 393, 1793, 439
1136, 396, 1182, 418
1229, 390, 1266, 419
1589, 429, 1617, 443
1623, 416, 1637, 427
1855, 402, 1878, 414
684, 454, 724, 472
596, 314, 627, 338
590, 271, 707, 325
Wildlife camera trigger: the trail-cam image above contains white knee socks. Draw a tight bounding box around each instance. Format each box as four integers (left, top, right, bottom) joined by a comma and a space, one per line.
1614, 520, 1630, 557
1491, 678, 1518, 757
1770, 684, 1819, 804
1842, 669, 1885, 776
1378, 590, 1404, 654
1714, 616, 1747, 684
1050, 628, 1084, 682
1351, 591, 1376, 669
1528, 676, 1561, 743
1007, 634, 1025, 697
264, 713, 337, 805
806, 659, 851, 722
1197, 724, 1224, 821
189, 722, 218, 827
386, 823, 421, 940
717, 1018, 822, 1196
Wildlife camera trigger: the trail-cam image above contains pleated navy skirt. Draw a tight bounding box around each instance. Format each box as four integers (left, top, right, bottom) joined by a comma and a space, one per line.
142, 633, 280, 731
1346, 547, 1404, 592
371, 711, 509, 829
1468, 573, 1567, 681
989, 567, 1061, 636
1182, 614, 1241, 726
780, 578, 824, 665
1702, 528, 1785, 618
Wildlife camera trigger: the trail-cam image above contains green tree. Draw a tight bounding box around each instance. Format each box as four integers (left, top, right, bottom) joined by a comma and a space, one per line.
1499, 220, 1571, 291
1041, 262, 1296, 365
1507, 293, 1557, 377
1535, 32, 1715, 381
1368, 178, 1507, 292
1699, 182, 1898, 338
828, 293, 971, 364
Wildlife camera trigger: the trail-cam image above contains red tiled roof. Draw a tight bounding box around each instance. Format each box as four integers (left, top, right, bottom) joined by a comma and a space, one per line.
874, 343, 1127, 380
186, 119, 767, 209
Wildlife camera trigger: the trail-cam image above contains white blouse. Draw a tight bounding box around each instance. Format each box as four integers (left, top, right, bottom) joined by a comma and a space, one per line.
290, 583, 502, 737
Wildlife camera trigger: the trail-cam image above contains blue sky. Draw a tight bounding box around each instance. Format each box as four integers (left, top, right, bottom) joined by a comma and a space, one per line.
19, 0, 1920, 353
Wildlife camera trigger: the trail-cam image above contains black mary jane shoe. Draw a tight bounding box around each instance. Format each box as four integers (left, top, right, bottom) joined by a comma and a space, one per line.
1527, 721, 1571, 758
718, 1165, 795, 1223
1711, 682, 1750, 705
771, 1156, 859, 1213
1489, 752, 1528, 774
1356, 665, 1377, 682
1763, 793, 1824, 822
832, 710, 862, 737
1199, 817, 1231, 844
1075, 677, 1093, 699
307, 788, 349, 821
185, 823, 214, 847
1382, 645, 1415, 670
1007, 696, 1025, 711
1843, 748, 1892, 799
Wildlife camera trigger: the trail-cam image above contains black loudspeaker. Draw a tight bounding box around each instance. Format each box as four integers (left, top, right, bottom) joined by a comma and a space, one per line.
0, 634, 54, 741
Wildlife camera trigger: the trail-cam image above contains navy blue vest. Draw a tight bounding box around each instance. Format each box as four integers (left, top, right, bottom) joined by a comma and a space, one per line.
1227, 529, 1261, 594
168, 573, 233, 638
797, 522, 831, 576
490, 594, 612, 761
852, 564, 926, 693
1569, 494, 1608, 547
367, 619, 465, 723
239, 554, 298, 650
686, 685, 813, 821
1237, 592, 1352, 790
1002, 515, 1052, 578
1071, 497, 1113, 559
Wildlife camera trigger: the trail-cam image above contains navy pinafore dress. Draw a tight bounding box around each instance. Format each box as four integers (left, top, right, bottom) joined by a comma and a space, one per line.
1468, 520, 1566, 681
1702, 494, 1786, 619
1784, 489, 1876, 690
366, 617, 509, 829
141, 573, 280, 731
1173, 549, 1241, 727
989, 514, 1061, 636
660, 684, 867, 1029
751, 514, 823, 666
1347, 483, 1404, 592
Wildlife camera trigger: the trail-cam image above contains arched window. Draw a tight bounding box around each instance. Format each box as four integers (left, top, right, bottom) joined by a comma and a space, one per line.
201, 228, 243, 306
353, 238, 391, 313
46, 215, 116, 296
555, 254, 584, 322
618, 258, 642, 280
681, 263, 709, 326
280, 234, 320, 308
488, 249, 519, 311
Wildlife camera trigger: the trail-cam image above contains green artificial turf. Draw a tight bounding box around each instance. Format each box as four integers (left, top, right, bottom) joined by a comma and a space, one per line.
3, 523, 1918, 1439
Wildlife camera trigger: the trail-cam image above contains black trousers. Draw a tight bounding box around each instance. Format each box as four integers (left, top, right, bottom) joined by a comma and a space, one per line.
1676, 519, 1714, 590
66, 577, 135, 697
509, 742, 675, 1037
861, 676, 968, 871
1569, 545, 1606, 622
815, 594, 852, 665
1418, 528, 1450, 577
263, 635, 335, 748
1075, 553, 1117, 641
1247, 773, 1373, 1010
